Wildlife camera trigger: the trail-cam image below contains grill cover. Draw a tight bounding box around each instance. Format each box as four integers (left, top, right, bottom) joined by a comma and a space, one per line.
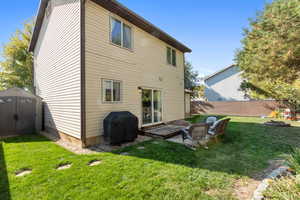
103, 111, 139, 145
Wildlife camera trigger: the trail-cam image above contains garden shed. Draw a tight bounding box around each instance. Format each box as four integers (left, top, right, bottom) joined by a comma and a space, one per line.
0, 88, 42, 138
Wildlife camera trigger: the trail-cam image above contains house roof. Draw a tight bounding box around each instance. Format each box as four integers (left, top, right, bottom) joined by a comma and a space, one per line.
29, 0, 192, 53
204, 65, 237, 82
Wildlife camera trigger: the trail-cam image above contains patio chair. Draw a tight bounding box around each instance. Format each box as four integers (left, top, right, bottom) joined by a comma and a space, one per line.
181, 123, 209, 149
181, 118, 231, 149
204, 116, 218, 127
208, 118, 231, 142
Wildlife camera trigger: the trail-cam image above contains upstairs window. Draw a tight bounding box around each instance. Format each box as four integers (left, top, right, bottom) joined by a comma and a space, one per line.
172, 49, 176, 66
166, 47, 177, 66
110, 18, 122, 46
102, 79, 121, 103
167, 47, 172, 65
110, 17, 132, 50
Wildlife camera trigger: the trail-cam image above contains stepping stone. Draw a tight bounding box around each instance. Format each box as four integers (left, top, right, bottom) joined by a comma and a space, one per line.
137, 146, 145, 150
88, 160, 102, 166
120, 152, 130, 156
56, 163, 72, 170
16, 169, 32, 177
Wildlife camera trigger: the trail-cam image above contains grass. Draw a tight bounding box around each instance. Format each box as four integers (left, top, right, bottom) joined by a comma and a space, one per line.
1, 116, 300, 200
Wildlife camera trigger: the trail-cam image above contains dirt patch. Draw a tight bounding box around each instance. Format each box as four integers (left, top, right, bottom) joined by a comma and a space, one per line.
233, 159, 286, 200
234, 178, 260, 200
40, 131, 94, 154
15, 168, 32, 177
205, 189, 220, 196
88, 160, 102, 166
41, 131, 151, 154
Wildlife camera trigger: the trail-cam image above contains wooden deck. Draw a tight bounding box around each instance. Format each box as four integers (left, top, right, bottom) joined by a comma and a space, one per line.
142, 124, 186, 139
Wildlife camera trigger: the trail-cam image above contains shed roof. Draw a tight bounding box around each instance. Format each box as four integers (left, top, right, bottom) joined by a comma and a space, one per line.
29, 0, 192, 53
0, 88, 42, 99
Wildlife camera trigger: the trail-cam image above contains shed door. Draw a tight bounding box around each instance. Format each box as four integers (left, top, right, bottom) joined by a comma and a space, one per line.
0, 97, 17, 136
16, 97, 36, 134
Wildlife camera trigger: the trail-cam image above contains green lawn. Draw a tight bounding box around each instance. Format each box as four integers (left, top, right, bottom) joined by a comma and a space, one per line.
1, 116, 300, 200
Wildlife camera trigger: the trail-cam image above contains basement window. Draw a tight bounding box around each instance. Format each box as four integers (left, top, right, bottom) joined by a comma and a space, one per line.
110, 17, 132, 50
102, 79, 121, 103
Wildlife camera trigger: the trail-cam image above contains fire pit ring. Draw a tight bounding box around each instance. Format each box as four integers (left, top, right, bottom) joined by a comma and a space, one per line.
264, 120, 291, 127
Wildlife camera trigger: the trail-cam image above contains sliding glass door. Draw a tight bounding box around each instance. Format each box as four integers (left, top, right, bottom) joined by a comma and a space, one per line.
142, 89, 162, 125
142, 89, 152, 125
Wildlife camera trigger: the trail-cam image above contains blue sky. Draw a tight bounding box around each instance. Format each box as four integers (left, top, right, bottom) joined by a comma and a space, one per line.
0, 0, 269, 77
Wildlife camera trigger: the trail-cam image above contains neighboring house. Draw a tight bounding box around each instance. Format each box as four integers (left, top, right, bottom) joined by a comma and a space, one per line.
29, 0, 191, 147
204, 65, 248, 101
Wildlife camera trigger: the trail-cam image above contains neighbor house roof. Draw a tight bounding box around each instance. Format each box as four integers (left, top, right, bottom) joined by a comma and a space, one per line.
204, 65, 237, 81
29, 0, 192, 53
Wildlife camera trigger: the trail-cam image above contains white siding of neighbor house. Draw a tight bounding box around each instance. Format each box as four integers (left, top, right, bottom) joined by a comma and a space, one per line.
85, 0, 185, 138
34, 0, 81, 138
204, 66, 247, 101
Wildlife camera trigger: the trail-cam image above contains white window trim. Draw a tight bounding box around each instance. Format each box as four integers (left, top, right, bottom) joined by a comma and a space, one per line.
102, 79, 122, 103
167, 46, 177, 67
109, 16, 134, 51
141, 87, 164, 126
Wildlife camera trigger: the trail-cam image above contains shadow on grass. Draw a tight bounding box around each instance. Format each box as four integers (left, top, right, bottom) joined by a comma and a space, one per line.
115, 116, 300, 180
0, 142, 10, 200
0, 134, 50, 200
1, 134, 49, 143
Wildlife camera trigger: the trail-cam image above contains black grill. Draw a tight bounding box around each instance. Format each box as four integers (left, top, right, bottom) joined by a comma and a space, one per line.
103, 111, 139, 145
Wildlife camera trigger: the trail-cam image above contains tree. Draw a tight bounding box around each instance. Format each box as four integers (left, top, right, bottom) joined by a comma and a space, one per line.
0, 21, 34, 91
236, 0, 300, 118
192, 85, 206, 99
184, 61, 200, 98
184, 61, 199, 90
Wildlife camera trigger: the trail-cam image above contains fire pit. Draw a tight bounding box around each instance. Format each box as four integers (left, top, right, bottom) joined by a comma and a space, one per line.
264, 120, 291, 127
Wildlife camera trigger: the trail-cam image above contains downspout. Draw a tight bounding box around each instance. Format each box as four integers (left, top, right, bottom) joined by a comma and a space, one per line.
32, 54, 36, 95
80, 0, 87, 147
183, 53, 186, 118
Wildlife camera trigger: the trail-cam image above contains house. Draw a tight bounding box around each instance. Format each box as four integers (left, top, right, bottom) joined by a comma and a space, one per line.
204, 65, 248, 101
29, 0, 191, 147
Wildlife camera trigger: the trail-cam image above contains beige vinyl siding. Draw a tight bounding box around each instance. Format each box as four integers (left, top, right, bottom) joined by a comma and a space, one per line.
34, 0, 81, 138
185, 93, 191, 114
85, 0, 185, 138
